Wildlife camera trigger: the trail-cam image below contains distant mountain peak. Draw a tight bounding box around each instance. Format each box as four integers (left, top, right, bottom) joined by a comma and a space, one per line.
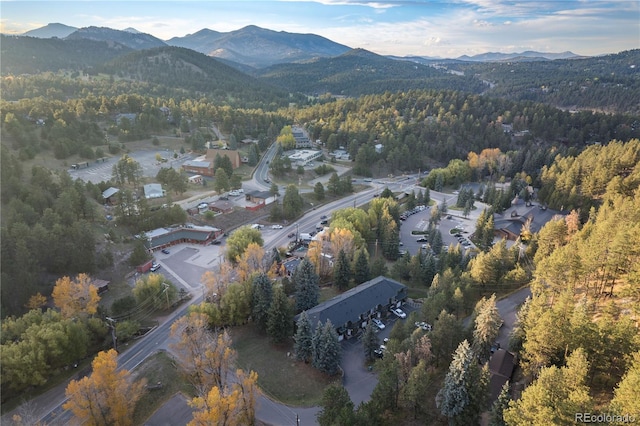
22, 23, 77, 39
167, 24, 351, 68
457, 50, 581, 62
123, 27, 141, 34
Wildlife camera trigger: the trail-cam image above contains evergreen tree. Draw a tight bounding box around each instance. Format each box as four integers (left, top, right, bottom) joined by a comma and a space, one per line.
472, 294, 503, 362
380, 187, 394, 199
252, 274, 273, 332
416, 189, 425, 204
214, 168, 230, 194
314, 320, 342, 375
424, 186, 431, 205
333, 249, 352, 291
270, 202, 282, 222
294, 258, 320, 311
314, 182, 325, 201
328, 172, 341, 196
370, 257, 388, 278
269, 182, 280, 197
282, 185, 304, 220
267, 286, 293, 343
436, 339, 489, 426
362, 321, 379, 362
248, 144, 259, 166
311, 321, 323, 369
406, 191, 416, 210
294, 311, 313, 362
317, 384, 356, 426
488, 381, 510, 426
354, 249, 371, 284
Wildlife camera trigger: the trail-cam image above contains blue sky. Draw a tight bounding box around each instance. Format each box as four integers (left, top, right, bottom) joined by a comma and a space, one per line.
1, 1, 638, 57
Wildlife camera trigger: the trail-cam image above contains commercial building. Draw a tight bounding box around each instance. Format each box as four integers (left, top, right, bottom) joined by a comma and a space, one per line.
141, 224, 223, 251
288, 149, 322, 166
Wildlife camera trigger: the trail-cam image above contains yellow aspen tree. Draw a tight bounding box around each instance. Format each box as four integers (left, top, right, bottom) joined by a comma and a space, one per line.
329, 228, 355, 260
63, 349, 146, 426
25, 292, 47, 310
170, 313, 236, 396
52, 273, 100, 318
236, 243, 265, 282
188, 369, 259, 426
202, 261, 234, 301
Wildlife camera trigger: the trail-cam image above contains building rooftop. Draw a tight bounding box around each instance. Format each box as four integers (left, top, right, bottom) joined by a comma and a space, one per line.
296, 276, 407, 330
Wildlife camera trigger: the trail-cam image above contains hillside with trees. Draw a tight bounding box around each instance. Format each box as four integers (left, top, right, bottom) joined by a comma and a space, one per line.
454, 49, 640, 114
255, 48, 486, 96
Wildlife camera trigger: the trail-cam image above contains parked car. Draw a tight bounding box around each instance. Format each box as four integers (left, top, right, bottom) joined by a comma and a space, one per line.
287, 232, 296, 238
161, 249, 170, 254
271, 224, 283, 229
415, 321, 432, 331
416, 237, 428, 242
392, 308, 407, 319
229, 190, 240, 196
373, 348, 385, 358
150, 263, 161, 272
219, 196, 229, 200
210, 240, 221, 245
320, 215, 327, 219
372, 318, 385, 330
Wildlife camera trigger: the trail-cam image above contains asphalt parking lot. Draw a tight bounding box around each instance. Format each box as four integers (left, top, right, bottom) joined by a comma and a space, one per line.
70, 150, 196, 184
399, 207, 476, 254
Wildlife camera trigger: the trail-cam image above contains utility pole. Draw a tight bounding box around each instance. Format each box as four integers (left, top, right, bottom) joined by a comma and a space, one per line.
106, 317, 118, 352
162, 283, 170, 309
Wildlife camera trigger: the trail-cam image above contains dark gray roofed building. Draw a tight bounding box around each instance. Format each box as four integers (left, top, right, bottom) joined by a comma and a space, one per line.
141, 224, 222, 251
488, 348, 516, 402
295, 276, 407, 340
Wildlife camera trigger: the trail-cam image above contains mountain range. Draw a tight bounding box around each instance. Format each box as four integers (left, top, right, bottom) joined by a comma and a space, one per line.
17, 23, 581, 69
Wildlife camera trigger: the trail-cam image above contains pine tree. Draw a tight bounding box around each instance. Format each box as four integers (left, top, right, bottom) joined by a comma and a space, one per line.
314, 182, 325, 201
489, 381, 510, 426
294, 311, 313, 362
252, 274, 273, 332
354, 249, 370, 284
267, 286, 293, 343
317, 384, 356, 426
333, 249, 352, 290
315, 320, 342, 375
436, 339, 489, 425
312, 321, 323, 369
362, 321, 379, 362
472, 294, 503, 362
294, 258, 320, 311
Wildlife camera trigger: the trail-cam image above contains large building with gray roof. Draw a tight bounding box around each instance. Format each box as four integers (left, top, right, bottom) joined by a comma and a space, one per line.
295, 276, 407, 340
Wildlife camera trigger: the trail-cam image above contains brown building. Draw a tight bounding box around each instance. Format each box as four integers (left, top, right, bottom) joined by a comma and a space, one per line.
205, 149, 241, 169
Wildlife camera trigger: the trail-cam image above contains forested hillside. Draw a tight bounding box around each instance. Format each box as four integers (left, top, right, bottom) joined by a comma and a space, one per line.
0, 35, 134, 75
455, 49, 640, 114
504, 140, 640, 422
256, 48, 486, 96
287, 90, 639, 177
99, 46, 297, 108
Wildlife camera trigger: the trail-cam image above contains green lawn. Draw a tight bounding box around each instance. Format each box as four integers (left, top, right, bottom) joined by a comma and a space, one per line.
231, 325, 339, 406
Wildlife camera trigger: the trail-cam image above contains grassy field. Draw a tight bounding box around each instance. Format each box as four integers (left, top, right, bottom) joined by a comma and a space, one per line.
231, 325, 339, 407
132, 351, 194, 425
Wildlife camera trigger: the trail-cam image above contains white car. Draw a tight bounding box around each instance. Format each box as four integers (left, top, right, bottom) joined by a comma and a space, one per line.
229, 190, 240, 196
271, 224, 283, 229
392, 308, 407, 319
371, 318, 385, 330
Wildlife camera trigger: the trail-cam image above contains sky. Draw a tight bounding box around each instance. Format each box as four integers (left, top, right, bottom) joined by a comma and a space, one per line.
1, 1, 638, 58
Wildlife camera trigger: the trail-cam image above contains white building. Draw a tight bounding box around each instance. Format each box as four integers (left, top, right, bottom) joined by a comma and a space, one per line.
288, 149, 322, 166
143, 183, 165, 199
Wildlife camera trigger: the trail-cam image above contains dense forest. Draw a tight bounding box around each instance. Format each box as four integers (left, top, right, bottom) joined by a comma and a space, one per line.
454, 49, 640, 114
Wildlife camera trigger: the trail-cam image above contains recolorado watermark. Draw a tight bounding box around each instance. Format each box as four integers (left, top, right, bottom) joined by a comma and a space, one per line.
576, 412, 636, 424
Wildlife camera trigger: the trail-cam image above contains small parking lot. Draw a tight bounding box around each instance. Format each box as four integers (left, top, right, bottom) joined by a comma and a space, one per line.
399, 207, 476, 254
